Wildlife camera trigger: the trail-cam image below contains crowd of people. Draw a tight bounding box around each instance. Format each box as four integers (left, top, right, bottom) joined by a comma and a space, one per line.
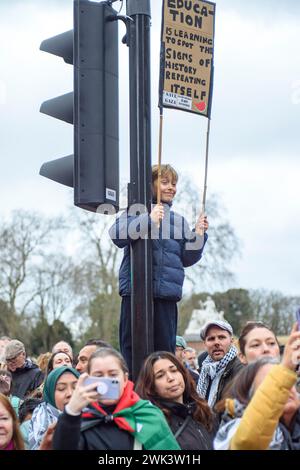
0, 320, 300, 450
1, 318, 299, 451
1, 164, 299, 451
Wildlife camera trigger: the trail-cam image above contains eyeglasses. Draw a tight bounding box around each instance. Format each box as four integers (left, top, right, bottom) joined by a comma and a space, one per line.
6, 353, 22, 363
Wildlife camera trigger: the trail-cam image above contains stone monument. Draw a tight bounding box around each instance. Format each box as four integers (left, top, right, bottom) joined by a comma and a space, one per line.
184, 297, 224, 342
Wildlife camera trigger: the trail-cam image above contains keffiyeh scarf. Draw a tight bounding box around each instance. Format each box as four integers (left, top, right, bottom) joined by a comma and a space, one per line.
197, 345, 238, 400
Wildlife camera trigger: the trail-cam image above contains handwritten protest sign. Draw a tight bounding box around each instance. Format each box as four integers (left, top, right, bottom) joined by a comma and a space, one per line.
159, 0, 216, 118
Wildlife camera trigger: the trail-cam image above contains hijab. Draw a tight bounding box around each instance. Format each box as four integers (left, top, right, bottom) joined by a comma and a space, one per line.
43, 366, 80, 407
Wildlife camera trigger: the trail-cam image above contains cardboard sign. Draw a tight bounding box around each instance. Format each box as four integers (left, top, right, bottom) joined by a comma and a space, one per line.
159, 0, 216, 118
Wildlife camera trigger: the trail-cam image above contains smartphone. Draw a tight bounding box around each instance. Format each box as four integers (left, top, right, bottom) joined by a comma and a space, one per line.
83, 376, 120, 400
296, 307, 300, 330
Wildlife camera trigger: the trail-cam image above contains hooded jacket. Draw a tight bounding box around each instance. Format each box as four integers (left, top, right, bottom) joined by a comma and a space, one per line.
109, 203, 208, 301
158, 400, 213, 450
11, 359, 44, 399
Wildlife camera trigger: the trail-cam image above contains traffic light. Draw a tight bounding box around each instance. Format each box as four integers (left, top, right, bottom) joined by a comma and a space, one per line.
39, 0, 119, 213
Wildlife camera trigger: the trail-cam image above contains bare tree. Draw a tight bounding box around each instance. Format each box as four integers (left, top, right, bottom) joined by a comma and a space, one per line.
0, 210, 63, 317
250, 289, 299, 335
63, 209, 121, 343
174, 177, 240, 290
70, 210, 120, 297
32, 253, 77, 325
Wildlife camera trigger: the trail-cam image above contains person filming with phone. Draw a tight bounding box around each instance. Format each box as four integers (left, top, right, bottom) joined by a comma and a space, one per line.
53, 347, 180, 450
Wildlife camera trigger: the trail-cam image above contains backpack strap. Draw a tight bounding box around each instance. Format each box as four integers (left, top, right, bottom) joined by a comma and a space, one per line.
174, 415, 191, 439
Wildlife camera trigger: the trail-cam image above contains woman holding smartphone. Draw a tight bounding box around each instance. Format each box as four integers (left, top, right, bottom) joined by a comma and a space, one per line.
52, 348, 180, 450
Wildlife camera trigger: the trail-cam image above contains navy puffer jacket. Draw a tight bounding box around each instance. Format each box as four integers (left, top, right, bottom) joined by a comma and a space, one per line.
109, 203, 208, 301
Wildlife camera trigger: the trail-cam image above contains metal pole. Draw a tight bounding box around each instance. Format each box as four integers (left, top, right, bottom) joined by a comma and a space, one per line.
126, 0, 153, 381
202, 118, 211, 213
157, 109, 163, 206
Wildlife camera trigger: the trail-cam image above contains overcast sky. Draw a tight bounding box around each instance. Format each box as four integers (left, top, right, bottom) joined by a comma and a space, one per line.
0, 0, 299, 296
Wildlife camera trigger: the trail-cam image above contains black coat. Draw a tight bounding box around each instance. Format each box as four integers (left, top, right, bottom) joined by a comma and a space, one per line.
11, 359, 44, 399
215, 356, 244, 403
53, 411, 134, 450
199, 356, 244, 406
160, 400, 213, 450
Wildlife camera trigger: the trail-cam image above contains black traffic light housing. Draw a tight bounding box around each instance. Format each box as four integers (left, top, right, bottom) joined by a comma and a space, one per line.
40, 0, 119, 213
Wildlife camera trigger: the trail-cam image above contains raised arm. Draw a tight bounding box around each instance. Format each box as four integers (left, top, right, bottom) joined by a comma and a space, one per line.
181, 214, 208, 267
53, 373, 99, 450
230, 324, 300, 450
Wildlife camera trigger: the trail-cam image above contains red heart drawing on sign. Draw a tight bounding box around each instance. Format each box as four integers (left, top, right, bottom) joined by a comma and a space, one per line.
195, 101, 206, 112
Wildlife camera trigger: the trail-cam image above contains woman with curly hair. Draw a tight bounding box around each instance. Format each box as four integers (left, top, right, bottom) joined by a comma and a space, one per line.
135, 351, 214, 450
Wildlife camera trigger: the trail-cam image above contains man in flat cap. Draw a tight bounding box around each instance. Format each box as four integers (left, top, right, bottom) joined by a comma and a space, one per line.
5, 340, 44, 399
197, 320, 243, 408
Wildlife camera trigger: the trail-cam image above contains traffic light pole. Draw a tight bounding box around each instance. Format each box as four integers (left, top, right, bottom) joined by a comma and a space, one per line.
126, 0, 154, 380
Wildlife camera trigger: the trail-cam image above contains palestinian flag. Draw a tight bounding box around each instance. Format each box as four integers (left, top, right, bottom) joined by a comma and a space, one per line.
82, 381, 180, 450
